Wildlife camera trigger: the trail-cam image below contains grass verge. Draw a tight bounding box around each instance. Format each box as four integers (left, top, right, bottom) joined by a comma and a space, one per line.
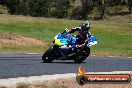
0, 14, 131, 57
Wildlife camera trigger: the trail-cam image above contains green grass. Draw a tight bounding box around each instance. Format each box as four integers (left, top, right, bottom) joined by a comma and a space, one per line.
0, 14, 131, 57
51, 84, 67, 88
16, 82, 67, 88
17, 83, 29, 88
0, 15, 81, 41
0, 45, 45, 53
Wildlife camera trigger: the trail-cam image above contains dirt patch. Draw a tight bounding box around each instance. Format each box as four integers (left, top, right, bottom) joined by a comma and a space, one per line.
15, 77, 132, 88
0, 73, 132, 88
0, 32, 48, 47
27, 77, 132, 88
15, 74, 132, 88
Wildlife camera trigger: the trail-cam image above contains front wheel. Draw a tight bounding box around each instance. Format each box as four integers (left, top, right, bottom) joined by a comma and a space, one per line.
42, 53, 53, 63
42, 47, 54, 63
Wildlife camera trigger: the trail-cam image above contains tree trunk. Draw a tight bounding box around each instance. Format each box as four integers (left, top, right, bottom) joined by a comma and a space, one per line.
123, 0, 132, 13
128, 0, 132, 13
101, 0, 105, 19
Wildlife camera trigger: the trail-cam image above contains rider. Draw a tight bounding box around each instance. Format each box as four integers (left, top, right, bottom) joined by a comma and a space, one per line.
65, 21, 91, 46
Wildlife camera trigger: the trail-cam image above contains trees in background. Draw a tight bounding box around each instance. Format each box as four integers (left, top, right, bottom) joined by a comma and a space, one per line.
28, 0, 52, 17
0, 0, 4, 5
4, 0, 52, 16
81, 0, 93, 19
3, 0, 131, 20
123, 0, 131, 13
51, 0, 71, 18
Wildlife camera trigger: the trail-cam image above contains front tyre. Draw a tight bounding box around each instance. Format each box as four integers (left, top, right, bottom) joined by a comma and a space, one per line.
42, 47, 54, 63
42, 53, 53, 63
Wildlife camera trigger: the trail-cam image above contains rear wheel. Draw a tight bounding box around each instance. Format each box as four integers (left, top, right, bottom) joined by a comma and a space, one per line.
73, 47, 90, 63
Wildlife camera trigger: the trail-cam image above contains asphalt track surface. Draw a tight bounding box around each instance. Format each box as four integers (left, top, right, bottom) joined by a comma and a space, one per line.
0, 54, 132, 79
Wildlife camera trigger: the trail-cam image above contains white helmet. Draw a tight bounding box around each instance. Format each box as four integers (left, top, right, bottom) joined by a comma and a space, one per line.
81, 21, 90, 31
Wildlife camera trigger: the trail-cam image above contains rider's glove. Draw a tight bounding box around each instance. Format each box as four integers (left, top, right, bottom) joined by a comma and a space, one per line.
65, 28, 69, 32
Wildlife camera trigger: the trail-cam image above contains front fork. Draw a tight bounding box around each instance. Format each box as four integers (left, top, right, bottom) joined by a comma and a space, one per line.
52, 45, 63, 58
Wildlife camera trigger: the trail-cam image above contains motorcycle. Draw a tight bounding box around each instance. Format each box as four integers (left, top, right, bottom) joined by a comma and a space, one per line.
42, 31, 98, 63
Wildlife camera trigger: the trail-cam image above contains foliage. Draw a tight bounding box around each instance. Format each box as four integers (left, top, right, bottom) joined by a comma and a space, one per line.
51, 0, 71, 18
3, 0, 131, 19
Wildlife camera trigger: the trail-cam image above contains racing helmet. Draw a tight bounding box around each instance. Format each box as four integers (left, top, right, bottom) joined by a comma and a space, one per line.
81, 21, 90, 31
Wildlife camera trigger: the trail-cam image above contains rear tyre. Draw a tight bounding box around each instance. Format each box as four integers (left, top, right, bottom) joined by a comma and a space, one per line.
73, 47, 90, 63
